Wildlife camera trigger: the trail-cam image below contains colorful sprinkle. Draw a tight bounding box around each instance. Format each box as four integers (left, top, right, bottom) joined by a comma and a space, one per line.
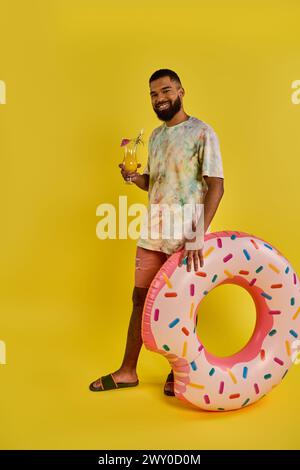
264, 374, 272, 380
212, 274, 218, 283
291, 297, 295, 306
256, 265, 264, 273
204, 246, 214, 258
209, 368, 215, 376
198, 344, 204, 352
190, 361, 197, 371
292, 307, 300, 320
285, 266, 290, 274
293, 273, 297, 285
260, 349, 265, 360
204, 394, 210, 404
164, 292, 177, 297
229, 393, 240, 399
286, 341, 291, 357
203, 290, 208, 296
219, 381, 224, 394
269, 310, 281, 315
261, 292, 272, 300
190, 284, 195, 296
269, 329, 277, 336
182, 327, 190, 336
289, 329, 298, 338
169, 318, 180, 328
274, 357, 284, 366
243, 367, 248, 379
250, 239, 259, 249
162, 344, 170, 351
162, 273, 172, 288
243, 249, 251, 260
182, 341, 187, 357
239, 270, 249, 275
189, 302, 194, 319
224, 269, 234, 278
271, 284, 282, 289
223, 253, 233, 263
154, 308, 159, 321
188, 382, 204, 389
242, 398, 250, 407
269, 263, 280, 274
227, 369, 237, 384
264, 243, 273, 250
217, 238, 222, 248
196, 271, 207, 277
231, 234, 237, 240
254, 383, 260, 394
249, 278, 257, 286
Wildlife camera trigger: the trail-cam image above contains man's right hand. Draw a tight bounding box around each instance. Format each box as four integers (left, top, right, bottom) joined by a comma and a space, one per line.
118, 163, 142, 183
119, 163, 150, 191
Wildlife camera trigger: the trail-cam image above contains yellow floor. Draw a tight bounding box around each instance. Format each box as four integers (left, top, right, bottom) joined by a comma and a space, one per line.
0, 299, 299, 450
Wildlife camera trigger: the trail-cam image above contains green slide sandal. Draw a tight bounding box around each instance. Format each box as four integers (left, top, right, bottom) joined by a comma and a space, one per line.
89, 373, 139, 392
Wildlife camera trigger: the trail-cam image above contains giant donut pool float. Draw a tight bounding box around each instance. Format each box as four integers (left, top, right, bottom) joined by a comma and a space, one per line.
142, 231, 300, 411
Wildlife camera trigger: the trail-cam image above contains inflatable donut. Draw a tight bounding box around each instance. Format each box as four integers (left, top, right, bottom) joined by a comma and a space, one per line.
142, 231, 300, 411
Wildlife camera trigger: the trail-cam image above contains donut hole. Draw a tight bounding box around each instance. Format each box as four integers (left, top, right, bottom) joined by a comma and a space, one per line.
196, 284, 256, 357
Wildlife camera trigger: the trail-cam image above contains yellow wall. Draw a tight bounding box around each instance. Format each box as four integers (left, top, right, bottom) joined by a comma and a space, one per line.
0, 0, 299, 449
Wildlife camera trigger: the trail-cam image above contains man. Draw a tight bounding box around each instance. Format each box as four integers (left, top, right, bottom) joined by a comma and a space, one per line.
89, 69, 224, 395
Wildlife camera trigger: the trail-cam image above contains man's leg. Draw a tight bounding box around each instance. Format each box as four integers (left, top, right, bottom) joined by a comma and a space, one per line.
89, 247, 168, 391
113, 286, 149, 380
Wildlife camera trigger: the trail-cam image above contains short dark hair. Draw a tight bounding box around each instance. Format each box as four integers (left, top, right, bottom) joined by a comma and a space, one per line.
149, 69, 182, 88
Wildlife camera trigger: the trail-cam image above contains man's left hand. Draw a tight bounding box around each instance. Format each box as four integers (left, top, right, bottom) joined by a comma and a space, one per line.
178, 247, 204, 272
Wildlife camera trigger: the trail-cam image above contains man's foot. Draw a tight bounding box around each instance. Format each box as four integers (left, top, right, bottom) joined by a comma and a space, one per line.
164, 370, 175, 396
89, 370, 139, 392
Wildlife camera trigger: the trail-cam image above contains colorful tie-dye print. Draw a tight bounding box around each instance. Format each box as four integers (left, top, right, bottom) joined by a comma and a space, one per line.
137, 116, 224, 254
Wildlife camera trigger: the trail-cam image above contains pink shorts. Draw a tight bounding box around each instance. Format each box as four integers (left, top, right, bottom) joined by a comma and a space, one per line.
134, 246, 171, 288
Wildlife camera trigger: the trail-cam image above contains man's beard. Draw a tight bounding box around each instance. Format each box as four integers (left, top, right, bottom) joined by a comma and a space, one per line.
154, 95, 182, 122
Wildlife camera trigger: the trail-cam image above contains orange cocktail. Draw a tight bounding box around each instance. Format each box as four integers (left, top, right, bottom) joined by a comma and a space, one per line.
121, 129, 143, 184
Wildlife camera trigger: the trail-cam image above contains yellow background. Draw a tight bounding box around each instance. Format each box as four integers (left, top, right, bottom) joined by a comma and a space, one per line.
0, 0, 299, 450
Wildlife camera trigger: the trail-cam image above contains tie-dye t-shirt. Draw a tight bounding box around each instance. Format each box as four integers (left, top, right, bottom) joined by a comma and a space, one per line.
137, 116, 224, 254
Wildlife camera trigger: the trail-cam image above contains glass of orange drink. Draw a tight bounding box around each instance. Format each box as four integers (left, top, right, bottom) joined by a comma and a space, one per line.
123, 145, 138, 184
121, 129, 143, 184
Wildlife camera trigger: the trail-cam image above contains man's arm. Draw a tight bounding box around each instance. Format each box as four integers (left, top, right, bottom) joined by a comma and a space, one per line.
132, 173, 149, 191
202, 175, 224, 233
179, 176, 224, 272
